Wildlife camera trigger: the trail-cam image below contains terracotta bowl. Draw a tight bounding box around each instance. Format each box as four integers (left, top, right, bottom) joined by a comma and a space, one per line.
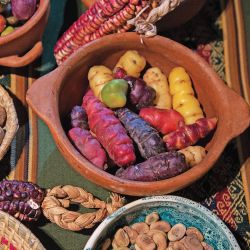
0, 0, 50, 68
26, 33, 250, 196
81, 0, 206, 30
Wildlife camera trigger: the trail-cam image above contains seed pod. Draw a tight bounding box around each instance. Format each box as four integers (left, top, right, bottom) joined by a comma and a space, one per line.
0, 180, 44, 222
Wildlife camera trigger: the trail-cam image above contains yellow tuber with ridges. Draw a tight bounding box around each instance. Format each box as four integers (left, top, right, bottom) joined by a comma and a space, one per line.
179, 146, 206, 167
143, 67, 172, 109
115, 50, 146, 78
169, 67, 204, 124
88, 65, 113, 99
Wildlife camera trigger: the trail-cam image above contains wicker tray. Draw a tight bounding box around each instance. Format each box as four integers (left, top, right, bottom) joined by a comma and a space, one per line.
0, 85, 18, 160
0, 211, 45, 250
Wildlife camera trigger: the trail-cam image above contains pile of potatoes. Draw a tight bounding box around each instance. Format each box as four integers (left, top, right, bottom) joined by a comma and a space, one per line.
101, 212, 214, 250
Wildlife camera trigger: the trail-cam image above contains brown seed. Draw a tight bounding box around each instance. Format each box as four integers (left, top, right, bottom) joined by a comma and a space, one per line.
168, 223, 186, 241
147, 229, 166, 238
150, 221, 171, 233
123, 225, 138, 244
152, 232, 167, 250
172, 241, 188, 250
135, 233, 156, 250
145, 212, 160, 225
112, 238, 119, 249
101, 238, 111, 250
180, 235, 203, 250
0, 127, 4, 144
117, 247, 130, 250
131, 222, 149, 234
201, 242, 214, 250
186, 227, 204, 242
114, 228, 130, 247
0, 106, 6, 127
134, 244, 142, 250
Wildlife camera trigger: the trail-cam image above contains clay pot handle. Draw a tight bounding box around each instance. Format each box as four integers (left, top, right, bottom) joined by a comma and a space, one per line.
0, 41, 43, 68
224, 87, 250, 139
26, 67, 61, 128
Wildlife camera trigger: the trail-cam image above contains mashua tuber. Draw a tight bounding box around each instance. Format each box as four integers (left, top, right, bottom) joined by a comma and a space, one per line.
179, 146, 206, 167
82, 90, 136, 167
116, 108, 166, 159
163, 117, 217, 150
169, 67, 204, 125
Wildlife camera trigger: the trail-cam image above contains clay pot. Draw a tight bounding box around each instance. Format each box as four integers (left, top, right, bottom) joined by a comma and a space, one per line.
81, 0, 206, 30
26, 33, 250, 196
0, 0, 50, 67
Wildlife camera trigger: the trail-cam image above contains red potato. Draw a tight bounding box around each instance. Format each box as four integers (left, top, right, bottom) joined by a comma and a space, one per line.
139, 107, 185, 134
68, 127, 107, 169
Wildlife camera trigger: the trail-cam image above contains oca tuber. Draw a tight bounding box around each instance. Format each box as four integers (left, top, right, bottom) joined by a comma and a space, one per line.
68, 127, 107, 169
139, 107, 184, 135
116, 108, 166, 159
116, 151, 189, 181
164, 118, 217, 150
82, 90, 136, 167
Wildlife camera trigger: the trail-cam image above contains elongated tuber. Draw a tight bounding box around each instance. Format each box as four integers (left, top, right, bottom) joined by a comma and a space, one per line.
115, 151, 189, 181
139, 107, 184, 134
143, 67, 172, 109
179, 146, 206, 167
68, 127, 107, 169
88, 65, 113, 99
164, 118, 217, 150
70, 105, 88, 129
82, 90, 136, 167
116, 108, 166, 159
169, 67, 204, 125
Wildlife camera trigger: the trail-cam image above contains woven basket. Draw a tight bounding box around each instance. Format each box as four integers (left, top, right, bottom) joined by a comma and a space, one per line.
0, 85, 18, 160
0, 211, 45, 250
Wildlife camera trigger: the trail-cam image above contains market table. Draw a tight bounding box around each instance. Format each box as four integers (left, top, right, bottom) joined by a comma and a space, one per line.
0, 0, 250, 249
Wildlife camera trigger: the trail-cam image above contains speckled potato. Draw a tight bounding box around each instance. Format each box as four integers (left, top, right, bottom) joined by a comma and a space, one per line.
115, 50, 146, 78
169, 67, 204, 124
143, 67, 172, 109
88, 65, 113, 99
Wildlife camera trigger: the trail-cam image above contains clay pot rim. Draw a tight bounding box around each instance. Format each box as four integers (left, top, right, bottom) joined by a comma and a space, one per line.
0, 0, 49, 45
26, 32, 250, 196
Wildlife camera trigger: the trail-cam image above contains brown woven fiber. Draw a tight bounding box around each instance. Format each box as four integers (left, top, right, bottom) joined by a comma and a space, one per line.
0, 210, 45, 250
0, 85, 18, 160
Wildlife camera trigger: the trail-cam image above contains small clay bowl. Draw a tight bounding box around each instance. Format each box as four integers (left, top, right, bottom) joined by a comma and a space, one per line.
81, 0, 206, 30
84, 196, 241, 250
0, 0, 50, 68
26, 32, 250, 196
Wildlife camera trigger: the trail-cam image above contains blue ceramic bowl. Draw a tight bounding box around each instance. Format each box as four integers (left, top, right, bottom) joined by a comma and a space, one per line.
84, 196, 240, 250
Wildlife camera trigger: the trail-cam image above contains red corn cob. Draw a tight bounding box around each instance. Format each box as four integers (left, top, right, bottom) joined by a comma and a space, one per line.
82, 90, 136, 167
54, 0, 142, 64
163, 118, 218, 150
68, 127, 107, 169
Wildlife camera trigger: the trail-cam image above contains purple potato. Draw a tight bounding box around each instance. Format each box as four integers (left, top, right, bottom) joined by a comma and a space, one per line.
116, 151, 189, 182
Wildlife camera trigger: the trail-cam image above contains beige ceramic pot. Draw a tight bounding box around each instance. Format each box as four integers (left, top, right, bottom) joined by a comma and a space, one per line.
0, 0, 50, 67
26, 33, 250, 196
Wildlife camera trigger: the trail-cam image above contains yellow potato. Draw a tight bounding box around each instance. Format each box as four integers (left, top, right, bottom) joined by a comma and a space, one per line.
168, 66, 204, 124
88, 65, 113, 99
115, 50, 146, 78
143, 67, 171, 109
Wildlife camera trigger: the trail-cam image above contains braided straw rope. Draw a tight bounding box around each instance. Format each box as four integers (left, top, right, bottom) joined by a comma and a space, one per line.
42, 185, 124, 231
128, 0, 184, 37
0, 85, 18, 160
